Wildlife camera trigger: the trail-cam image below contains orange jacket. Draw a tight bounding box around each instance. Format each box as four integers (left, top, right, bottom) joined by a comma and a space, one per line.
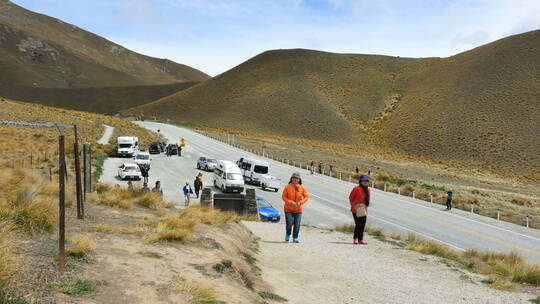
282, 183, 309, 213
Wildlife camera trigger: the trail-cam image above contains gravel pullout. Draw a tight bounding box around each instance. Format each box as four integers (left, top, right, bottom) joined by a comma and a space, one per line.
244, 221, 536, 304
97, 124, 114, 145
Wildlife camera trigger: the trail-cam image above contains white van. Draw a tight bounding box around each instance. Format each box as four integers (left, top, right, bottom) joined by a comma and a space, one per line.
213, 160, 245, 193
117, 136, 139, 157
237, 157, 269, 185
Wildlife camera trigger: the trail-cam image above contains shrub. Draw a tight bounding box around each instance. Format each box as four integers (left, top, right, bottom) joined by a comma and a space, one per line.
407, 234, 458, 260
259, 291, 287, 302
170, 276, 218, 304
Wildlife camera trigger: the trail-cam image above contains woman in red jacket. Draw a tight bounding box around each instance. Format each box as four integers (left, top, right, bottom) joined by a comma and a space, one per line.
282, 172, 309, 243
349, 174, 371, 245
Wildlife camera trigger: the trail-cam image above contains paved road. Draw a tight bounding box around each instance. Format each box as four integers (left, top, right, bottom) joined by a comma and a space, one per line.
97, 125, 114, 145
106, 121, 540, 263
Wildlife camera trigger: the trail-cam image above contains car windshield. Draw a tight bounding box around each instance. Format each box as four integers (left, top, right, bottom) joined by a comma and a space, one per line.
257, 199, 272, 208
207, 159, 217, 163
227, 173, 243, 180
136, 154, 149, 160
119, 144, 132, 148
254, 165, 268, 174
125, 166, 138, 170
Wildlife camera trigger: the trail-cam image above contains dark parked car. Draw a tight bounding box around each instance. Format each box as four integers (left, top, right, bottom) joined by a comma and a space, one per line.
169, 144, 179, 155
149, 142, 161, 154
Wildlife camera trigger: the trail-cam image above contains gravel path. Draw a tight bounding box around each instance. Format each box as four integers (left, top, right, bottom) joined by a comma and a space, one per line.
97, 124, 114, 145
244, 221, 536, 304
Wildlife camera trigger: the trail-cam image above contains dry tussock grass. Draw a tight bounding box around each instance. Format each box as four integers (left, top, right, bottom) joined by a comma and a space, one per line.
66, 234, 93, 258
144, 205, 240, 243
90, 183, 171, 210
170, 275, 218, 303
0, 224, 17, 293
0, 169, 58, 234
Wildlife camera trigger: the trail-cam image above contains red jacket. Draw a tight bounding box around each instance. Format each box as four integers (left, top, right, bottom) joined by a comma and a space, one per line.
282, 183, 309, 213
349, 186, 370, 213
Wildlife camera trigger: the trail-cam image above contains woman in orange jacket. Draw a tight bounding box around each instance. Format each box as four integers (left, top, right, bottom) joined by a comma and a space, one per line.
349, 174, 371, 245
282, 172, 309, 243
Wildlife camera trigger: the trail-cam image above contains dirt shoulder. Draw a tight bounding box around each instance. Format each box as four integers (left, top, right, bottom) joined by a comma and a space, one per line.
244, 221, 537, 304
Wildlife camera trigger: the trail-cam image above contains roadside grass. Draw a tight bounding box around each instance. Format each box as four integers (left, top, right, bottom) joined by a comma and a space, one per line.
93, 224, 143, 235
258, 291, 288, 302
137, 251, 163, 259
90, 183, 172, 210
0, 169, 60, 235
92, 154, 108, 184
170, 276, 219, 304
51, 279, 96, 296
65, 234, 93, 258
0, 224, 17, 293
335, 222, 540, 290
144, 205, 240, 244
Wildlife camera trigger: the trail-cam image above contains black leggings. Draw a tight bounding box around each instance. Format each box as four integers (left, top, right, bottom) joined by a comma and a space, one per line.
352, 213, 367, 240
446, 199, 452, 210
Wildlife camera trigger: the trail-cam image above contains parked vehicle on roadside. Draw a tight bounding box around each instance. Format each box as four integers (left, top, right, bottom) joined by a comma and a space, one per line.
260, 174, 281, 192
117, 163, 142, 180
133, 152, 151, 166
149, 142, 160, 154
213, 160, 245, 193
237, 157, 269, 185
256, 196, 281, 223
197, 157, 218, 171
169, 144, 179, 155
117, 136, 139, 157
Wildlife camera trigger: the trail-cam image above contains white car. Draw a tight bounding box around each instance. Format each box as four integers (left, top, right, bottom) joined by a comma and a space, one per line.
260, 174, 281, 192
197, 157, 218, 171
117, 163, 142, 180
133, 152, 151, 166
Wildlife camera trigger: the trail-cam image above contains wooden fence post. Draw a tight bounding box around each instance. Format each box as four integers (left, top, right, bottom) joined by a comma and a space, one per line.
58, 135, 66, 272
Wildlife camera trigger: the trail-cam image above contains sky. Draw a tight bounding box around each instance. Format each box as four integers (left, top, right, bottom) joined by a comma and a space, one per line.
11, 0, 540, 76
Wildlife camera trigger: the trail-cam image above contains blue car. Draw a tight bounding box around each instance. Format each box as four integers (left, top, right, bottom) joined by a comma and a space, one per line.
256, 196, 281, 223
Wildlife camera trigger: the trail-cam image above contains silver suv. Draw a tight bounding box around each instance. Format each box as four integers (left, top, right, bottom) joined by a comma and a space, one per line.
197, 157, 218, 171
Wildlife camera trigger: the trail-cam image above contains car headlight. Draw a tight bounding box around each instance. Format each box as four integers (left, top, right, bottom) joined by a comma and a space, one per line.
259, 211, 270, 217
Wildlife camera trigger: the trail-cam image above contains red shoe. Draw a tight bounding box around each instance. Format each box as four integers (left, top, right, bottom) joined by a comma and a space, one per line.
353, 238, 359, 244
360, 240, 368, 245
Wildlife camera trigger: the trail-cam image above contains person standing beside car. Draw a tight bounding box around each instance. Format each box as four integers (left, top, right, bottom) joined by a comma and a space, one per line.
282, 172, 309, 243
349, 174, 371, 245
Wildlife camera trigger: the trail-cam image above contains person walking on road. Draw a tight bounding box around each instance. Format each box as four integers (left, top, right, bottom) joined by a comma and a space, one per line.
349, 174, 371, 245
355, 167, 359, 174
310, 161, 315, 175
183, 181, 194, 206
318, 162, 323, 174
152, 181, 163, 196
445, 189, 453, 210
140, 164, 150, 184
194, 173, 203, 199
282, 172, 309, 243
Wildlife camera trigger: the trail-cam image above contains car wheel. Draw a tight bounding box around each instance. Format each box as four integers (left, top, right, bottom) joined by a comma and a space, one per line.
261, 184, 266, 190
221, 185, 225, 192
214, 180, 217, 187
274, 189, 279, 192
197, 163, 200, 169
205, 165, 208, 171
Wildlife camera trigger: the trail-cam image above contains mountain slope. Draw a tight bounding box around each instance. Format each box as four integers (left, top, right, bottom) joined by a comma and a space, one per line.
0, 0, 209, 88
128, 30, 540, 174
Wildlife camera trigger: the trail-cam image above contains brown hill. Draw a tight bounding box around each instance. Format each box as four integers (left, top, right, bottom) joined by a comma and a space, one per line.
128, 30, 540, 174
0, 0, 209, 88
0, 81, 198, 114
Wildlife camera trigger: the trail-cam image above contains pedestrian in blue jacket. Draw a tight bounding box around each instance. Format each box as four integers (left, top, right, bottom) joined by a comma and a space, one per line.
182, 181, 194, 206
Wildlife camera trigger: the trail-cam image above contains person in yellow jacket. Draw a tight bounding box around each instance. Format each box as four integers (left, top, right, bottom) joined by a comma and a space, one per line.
282, 172, 309, 243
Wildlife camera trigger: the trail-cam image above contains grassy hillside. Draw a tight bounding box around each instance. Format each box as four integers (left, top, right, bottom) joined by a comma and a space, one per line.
0, 0, 209, 88
128, 30, 540, 174
0, 82, 198, 114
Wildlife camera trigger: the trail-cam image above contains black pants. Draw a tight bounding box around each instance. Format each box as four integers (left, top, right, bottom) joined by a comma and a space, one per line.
195, 187, 200, 198
352, 213, 367, 240
446, 199, 452, 210
285, 212, 302, 238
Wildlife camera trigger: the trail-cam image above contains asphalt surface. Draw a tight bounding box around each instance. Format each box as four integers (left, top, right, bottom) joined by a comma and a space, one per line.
103, 121, 540, 264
